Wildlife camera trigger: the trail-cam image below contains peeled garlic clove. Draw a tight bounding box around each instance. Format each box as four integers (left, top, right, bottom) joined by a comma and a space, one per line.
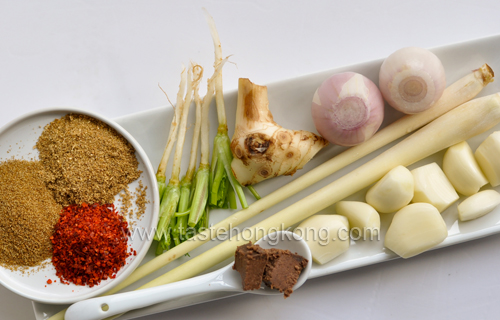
458, 190, 500, 221
365, 165, 414, 213
295, 215, 350, 265
335, 201, 380, 238
384, 203, 448, 258
443, 141, 488, 196
379, 47, 446, 114
411, 162, 459, 212
475, 131, 500, 187
231, 78, 328, 186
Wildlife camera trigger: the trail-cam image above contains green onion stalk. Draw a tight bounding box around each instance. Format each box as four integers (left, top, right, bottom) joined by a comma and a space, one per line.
155, 69, 187, 201
187, 57, 228, 228
204, 10, 253, 210
154, 65, 202, 253
172, 68, 203, 243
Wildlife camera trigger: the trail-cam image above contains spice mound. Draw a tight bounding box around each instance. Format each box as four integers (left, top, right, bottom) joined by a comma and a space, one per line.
0, 160, 61, 270
36, 114, 141, 206
233, 242, 308, 298
51, 203, 133, 287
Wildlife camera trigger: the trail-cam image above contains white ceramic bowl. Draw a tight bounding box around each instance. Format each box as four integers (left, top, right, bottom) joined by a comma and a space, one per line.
0, 107, 159, 304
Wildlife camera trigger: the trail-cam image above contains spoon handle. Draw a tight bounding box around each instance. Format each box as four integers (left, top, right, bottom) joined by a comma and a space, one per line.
64, 265, 236, 320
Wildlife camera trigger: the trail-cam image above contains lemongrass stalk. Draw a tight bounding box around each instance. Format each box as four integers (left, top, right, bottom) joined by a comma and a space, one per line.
131, 92, 500, 296
47, 65, 493, 320
156, 68, 187, 198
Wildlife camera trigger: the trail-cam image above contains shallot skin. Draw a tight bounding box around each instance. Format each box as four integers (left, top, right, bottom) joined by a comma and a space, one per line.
379, 47, 446, 114
311, 72, 385, 146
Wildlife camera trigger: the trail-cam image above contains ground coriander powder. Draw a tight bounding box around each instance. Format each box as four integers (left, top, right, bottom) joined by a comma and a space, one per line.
36, 114, 141, 206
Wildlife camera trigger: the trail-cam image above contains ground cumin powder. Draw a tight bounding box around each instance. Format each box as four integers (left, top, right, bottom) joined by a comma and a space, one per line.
0, 160, 61, 270
36, 114, 141, 206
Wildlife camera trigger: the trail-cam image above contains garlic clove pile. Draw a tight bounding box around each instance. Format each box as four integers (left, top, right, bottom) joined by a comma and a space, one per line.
231, 78, 328, 186
442, 141, 488, 196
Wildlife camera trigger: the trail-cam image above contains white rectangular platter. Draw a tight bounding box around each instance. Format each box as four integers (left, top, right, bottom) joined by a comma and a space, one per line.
34, 34, 500, 319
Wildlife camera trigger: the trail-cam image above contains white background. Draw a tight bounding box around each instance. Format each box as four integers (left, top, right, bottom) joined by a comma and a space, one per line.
2, 1, 500, 319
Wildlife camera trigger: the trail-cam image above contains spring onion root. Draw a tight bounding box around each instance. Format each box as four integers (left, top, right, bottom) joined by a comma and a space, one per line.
231, 78, 328, 186
46, 66, 494, 320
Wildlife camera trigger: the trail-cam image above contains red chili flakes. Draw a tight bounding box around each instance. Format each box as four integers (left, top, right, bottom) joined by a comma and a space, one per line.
51, 203, 131, 287
47, 279, 52, 284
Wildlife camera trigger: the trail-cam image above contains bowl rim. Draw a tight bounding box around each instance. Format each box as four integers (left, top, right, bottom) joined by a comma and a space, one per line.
0, 106, 160, 304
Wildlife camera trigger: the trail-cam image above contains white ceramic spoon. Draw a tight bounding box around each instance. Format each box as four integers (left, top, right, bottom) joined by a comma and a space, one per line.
64, 231, 312, 320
